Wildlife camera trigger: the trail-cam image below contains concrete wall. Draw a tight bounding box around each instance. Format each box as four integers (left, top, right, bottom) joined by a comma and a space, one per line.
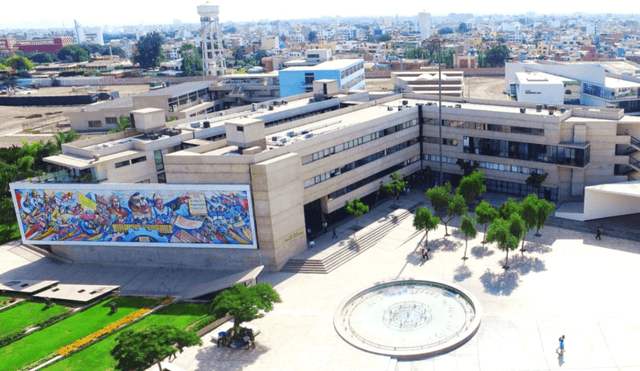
583, 188, 640, 220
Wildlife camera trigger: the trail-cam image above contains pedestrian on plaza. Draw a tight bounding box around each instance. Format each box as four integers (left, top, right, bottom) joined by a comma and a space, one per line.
596, 225, 603, 240
309, 240, 315, 248
421, 248, 429, 261
322, 220, 328, 233
557, 335, 565, 355
331, 227, 338, 239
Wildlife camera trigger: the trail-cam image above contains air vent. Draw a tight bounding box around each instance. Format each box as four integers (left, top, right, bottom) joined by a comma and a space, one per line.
520, 108, 526, 113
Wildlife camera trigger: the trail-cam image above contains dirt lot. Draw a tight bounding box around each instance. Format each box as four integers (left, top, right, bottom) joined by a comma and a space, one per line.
366, 76, 508, 101
0, 85, 150, 148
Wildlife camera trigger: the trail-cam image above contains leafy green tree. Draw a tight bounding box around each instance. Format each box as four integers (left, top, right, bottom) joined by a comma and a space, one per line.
443, 194, 468, 236
380, 172, 406, 207
498, 198, 519, 220
456, 159, 479, 176
426, 182, 452, 218
475, 201, 498, 244
526, 171, 548, 195
180, 44, 203, 76
486, 45, 510, 67
26, 52, 56, 64
211, 283, 281, 335
486, 213, 524, 269
413, 206, 440, 250
107, 115, 132, 134
53, 131, 80, 149
232, 47, 245, 61
308, 31, 318, 42
346, 197, 369, 230
456, 171, 486, 205
101, 46, 125, 57
57, 45, 90, 62
438, 27, 454, 34
457, 23, 470, 33
81, 44, 103, 55
459, 214, 477, 260
111, 325, 202, 371
5, 56, 34, 71
518, 194, 539, 254
0, 62, 9, 70
534, 198, 555, 236
254, 49, 269, 65
134, 32, 163, 69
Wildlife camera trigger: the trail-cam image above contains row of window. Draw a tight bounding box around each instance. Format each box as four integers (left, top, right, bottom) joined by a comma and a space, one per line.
463, 136, 590, 167
422, 154, 544, 175
342, 74, 365, 90
423, 137, 458, 146
340, 62, 364, 79
168, 89, 209, 107
115, 156, 147, 169
327, 157, 420, 200
425, 119, 545, 136
304, 139, 419, 188
264, 107, 339, 128
88, 120, 102, 128
301, 119, 419, 165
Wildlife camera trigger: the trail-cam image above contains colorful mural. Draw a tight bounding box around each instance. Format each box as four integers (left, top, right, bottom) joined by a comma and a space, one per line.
10, 183, 257, 249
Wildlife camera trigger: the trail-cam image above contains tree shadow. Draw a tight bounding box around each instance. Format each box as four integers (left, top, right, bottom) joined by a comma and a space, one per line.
193, 341, 270, 371
471, 245, 494, 259
441, 239, 463, 252
507, 255, 546, 275
427, 239, 448, 251
479, 268, 520, 296
450, 229, 466, 240
453, 265, 472, 282
524, 241, 552, 254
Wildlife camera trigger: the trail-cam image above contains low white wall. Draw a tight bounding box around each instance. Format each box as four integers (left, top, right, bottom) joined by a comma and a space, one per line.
583, 188, 640, 220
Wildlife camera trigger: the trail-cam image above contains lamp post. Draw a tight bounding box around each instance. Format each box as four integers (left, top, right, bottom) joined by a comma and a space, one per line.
430, 35, 444, 186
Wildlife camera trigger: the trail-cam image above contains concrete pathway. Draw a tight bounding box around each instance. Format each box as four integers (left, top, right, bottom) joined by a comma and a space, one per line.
159, 189, 640, 371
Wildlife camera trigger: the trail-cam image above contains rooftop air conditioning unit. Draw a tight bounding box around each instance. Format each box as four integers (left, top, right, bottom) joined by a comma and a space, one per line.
455, 104, 462, 108
268, 106, 274, 111
304, 133, 314, 139
286, 131, 295, 137
203, 121, 210, 128
190, 122, 200, 128
387, 106, 393, 111
548, 105, 556, 115
271, 136, 278, 142
520, 108, 526, 113
278, 138, 287, 144
560, 107, 566, 113
536, 104, 542, 112
402, 100, 408, 105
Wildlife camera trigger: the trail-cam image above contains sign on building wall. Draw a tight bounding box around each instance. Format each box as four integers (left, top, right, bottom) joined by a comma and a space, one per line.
10, 183, 257, 249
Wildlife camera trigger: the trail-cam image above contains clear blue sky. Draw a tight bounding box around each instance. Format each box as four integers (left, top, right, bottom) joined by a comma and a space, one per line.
3, 0, 620, 29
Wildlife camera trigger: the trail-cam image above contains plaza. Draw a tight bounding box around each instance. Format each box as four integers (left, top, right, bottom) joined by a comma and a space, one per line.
2, 189, 640, 371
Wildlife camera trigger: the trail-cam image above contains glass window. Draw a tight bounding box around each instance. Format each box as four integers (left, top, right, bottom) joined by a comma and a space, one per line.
131, 156, 147, 164
115, 160, 130, 168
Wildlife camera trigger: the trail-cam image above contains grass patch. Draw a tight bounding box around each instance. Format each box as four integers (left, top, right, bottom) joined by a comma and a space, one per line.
0, 301, 69, 335
44, 303, 211, 371
0, 297, 156, 371
0, 223, 20, 245
0, 297, 12, 309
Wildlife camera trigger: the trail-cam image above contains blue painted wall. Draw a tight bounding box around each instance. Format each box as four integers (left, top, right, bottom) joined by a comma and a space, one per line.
279, 70, 341, 97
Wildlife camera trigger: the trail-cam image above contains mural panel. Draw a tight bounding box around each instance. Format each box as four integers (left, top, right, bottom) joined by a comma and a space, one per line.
10, 183, 257, 249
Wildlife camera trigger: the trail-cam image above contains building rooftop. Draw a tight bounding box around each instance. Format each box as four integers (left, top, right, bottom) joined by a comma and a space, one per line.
143, 80, 213, 97
283, 59, 363, 71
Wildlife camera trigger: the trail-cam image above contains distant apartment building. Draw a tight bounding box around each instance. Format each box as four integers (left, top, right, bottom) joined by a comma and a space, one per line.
278, 59, 365, 97
261, 36, 280, 50
15, 37, 73, 54
419, 12, 432, 41
0, 38, 19, 58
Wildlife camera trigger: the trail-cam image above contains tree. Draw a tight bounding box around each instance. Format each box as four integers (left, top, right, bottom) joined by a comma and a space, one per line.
254, 49, 269, 65
438, 27, 454, 34
5, 56, 34, 71
211, 283, 281, 336
107, 115, 132, 134
426, 182, 452, 218
380, 172, 406, 207
459, 214, 477, 260
456, 171, 486, 206
232, 47, 245, 62
534, 198, 555, 236
180, 44, 203, 76
134, 32, 163, 69
53, 131, 80, 149
486, 45, 510, 67
0, 62, 9, 70
57, 45, 90, 62
498, 198, 519, 220
345, 197, 369, 231
101, 46, 125, 57
26, 52, 56, 64
111, 325, 202, 371
81, 44, 103, 55
413, 206, 440, 251
526, 171, 548, 195
457, 23, 469, 33
456, 159, 479, 177
475, 201, 498, 244
486, 213, 524, 269
308, 31, 318, 42
518, 194, 539, 254
443, 194, 468, 236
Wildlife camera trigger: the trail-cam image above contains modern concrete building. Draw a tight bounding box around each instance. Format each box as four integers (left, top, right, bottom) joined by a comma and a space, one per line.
16, 82, 640, 272
419, 12, 431, 41
514, 72, 580, 105
279, 59, 365, 97
392, 71, 464, 97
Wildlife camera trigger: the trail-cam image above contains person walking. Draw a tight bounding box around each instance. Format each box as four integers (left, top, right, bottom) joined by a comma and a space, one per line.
557, 335, 565, 355
331, 227, 338, 239
596, 226, 603, 240
322, 220, 328, 233
421, 248, 429, 261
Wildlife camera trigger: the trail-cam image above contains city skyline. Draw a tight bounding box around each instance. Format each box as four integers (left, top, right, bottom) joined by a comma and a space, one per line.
2, 0, 632, 30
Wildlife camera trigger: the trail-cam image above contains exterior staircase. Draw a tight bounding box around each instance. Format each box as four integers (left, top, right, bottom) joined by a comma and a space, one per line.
281, 203, 423, 274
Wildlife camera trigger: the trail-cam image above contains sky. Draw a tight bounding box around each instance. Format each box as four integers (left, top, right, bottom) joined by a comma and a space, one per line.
2, 0, 632, 29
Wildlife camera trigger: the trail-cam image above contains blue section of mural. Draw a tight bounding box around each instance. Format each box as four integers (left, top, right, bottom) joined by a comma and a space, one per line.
13, 187, 255, 247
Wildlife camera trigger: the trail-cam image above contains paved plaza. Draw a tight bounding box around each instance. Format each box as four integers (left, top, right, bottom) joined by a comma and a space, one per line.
2, 189, 640, 371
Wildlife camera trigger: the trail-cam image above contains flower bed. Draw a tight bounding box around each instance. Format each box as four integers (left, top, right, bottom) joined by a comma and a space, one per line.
57, 307, 151, 355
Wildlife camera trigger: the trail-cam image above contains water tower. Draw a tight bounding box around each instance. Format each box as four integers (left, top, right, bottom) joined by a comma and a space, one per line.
197, 2, 226, 76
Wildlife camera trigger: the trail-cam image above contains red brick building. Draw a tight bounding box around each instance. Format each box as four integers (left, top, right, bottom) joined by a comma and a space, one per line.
16, 37, 73, 54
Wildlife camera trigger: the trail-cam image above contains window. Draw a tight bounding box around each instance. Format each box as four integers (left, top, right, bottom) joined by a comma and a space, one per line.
304, 73, 314, 85
237, 126, 244, 132
154, 150, 164, 171
131, 156, 147, 164
105, 117, 118, 125
157, 172, 166, 183
88, 120, 102, 128
115, 160, 130, 168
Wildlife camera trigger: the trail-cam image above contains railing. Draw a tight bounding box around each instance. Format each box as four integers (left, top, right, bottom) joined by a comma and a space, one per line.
630, 156, 640, 170
27, 170, 105, 184
630, 135, 640, 148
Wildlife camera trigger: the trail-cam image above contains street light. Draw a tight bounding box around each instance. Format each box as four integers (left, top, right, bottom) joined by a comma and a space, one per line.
430, 35, 444, 186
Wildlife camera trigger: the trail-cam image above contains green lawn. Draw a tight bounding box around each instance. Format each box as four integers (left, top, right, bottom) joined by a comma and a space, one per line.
44, 303, 211, 371
0, 297, 157, 371
0, 297, 11, 309
0, 301, 70, 335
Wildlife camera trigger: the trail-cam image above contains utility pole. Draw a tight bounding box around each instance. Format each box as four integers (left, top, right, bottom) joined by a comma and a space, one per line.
430, 35, 444, 186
